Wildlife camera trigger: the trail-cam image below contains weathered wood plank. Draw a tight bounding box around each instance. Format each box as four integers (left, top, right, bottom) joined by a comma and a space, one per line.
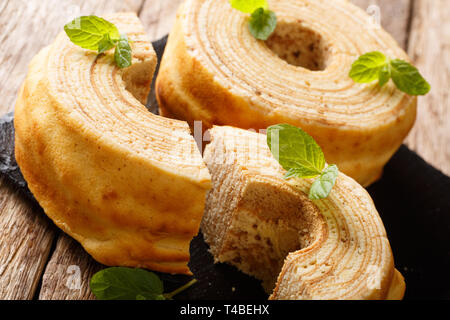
351, 0, 412, 50
139, 0, 184, 40
405, 0, 450, 176
38, 234, 102, 300
0, 0, 145, 300
0, 177, 56, 300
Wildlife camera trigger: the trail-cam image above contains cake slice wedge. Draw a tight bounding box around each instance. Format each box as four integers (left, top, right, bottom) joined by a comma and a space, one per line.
201, 126, 405, 299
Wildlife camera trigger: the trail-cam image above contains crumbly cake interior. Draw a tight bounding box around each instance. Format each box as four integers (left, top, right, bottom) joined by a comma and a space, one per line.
222, 179, 323, 292
201, 133, 243, 260
265, 21, 331, 71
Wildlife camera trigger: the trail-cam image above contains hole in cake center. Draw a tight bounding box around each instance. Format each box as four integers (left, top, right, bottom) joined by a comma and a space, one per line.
230, 182, 325, 293
265, 21, 330, 71
120, 60, 156, 106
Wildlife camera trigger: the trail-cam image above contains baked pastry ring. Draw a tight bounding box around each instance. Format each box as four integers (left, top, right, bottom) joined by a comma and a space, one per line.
156, 0, 417, 186
201, 126, 405, 299
14, 13, 211, 274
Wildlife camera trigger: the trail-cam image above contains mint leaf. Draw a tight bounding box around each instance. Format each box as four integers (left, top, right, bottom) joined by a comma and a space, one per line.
114, 34, 132, 69
64, 16, 132, 69
90, 267, 164, 300
249, 8, 277, 41
267, 124, 339, 199
390, 59, 431, 96
98, 33, 117, 54
64, 16, 119, 51
230, 0, 268, 13
267, 124, 325, 179
309, 165, 339, 200
350, 52, 430, 96
90, 267, 197, 301
349, 51, 388, 83
378, 63, 391, 87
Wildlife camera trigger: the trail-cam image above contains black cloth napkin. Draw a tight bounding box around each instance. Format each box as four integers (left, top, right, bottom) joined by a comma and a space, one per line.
1, 36, 449, 300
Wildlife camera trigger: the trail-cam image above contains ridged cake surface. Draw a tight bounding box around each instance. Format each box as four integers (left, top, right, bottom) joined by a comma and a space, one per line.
14, 13, 211, 274
156, 0, 417, 186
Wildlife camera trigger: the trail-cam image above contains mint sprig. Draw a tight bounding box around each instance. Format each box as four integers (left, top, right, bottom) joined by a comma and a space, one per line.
64, 16, 132, 69
349, 51, 430, 96
90, 267, 197, 300
390, 59, 431, 96
114, 34, 132, 69
229, 0, 277, 41
249, 8, 277, 40
64, 16, 119, 50
267, 124, 339, 200
309, 164, 339, 200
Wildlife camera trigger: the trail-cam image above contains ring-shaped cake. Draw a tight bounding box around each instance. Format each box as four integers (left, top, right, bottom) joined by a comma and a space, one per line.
156, 0, 417, 186
14, 13, 211, 274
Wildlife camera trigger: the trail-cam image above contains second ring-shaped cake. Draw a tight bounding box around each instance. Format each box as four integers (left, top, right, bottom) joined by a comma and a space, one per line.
156, 0, 417, 186
14, 13, 211, 274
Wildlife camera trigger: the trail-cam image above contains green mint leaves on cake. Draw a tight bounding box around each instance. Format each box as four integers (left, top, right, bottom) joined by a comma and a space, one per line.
230, 0, 277, 41
64, 16, 120, 50
114, 34, 132, 69
267, 124, 339, 200
249, 8, 277, 40
309, 164, 339, 200
90, 267, 197, 300
350, 51, 430, 96
64, 16, 132, 69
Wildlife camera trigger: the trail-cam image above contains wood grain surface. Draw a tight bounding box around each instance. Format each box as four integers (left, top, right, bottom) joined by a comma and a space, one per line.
0, 0, 448, 300
405, 0, 450, 178
352, 0, 412, 49
38, 234, 102, 300
0, 178, 56, 299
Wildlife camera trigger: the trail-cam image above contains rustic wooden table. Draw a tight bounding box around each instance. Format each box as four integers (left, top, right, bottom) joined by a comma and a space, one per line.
0, 0, 448, 300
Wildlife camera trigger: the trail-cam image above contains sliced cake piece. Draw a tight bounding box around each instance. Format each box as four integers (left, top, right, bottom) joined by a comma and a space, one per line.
201, 126, 405, 299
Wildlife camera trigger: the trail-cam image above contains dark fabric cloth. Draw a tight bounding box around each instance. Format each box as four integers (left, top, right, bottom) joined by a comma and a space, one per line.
1, 37, 449, 300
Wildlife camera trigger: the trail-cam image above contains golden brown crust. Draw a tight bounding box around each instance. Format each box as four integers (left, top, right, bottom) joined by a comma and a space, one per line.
202, 126, 405, 299
14, 13, 211, 275
156, 0, 417, 186
386, 269, 406, 300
